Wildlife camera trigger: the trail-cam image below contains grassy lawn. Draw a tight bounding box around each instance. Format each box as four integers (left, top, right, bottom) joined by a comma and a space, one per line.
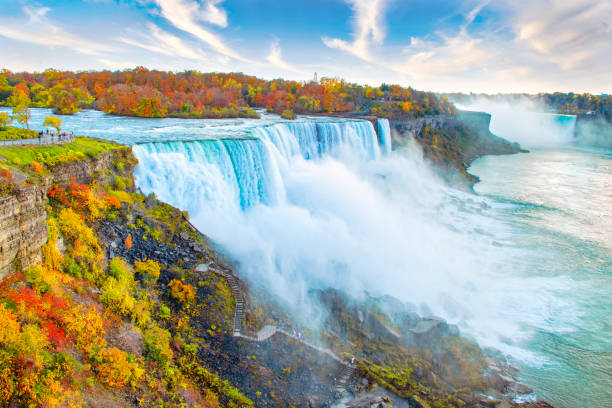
0, 136, 128, 169
0, 126, 38, 140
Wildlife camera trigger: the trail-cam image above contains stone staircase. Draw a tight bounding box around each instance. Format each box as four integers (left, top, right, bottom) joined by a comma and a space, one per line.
226, 274, 244, 336
334, 364, 354, 397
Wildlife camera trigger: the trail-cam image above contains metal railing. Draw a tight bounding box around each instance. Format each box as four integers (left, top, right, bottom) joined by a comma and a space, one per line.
0, 134, 76, 147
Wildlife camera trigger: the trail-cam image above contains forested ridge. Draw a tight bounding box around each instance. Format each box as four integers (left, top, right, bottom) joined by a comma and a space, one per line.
0, 68, 456, 119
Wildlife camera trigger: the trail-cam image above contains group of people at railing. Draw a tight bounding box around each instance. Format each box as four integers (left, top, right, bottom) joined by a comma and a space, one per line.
37, 129, 75, 140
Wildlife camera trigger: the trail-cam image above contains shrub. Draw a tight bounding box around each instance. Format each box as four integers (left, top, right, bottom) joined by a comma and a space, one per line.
95, 347, 143, 388
168, 279, 196, 305
61, 254, 82, 278
113, 176, 130, 190
101, 278, 136, 317
100, 258, 137, 317
280, 109, 296, 120
102, 194, 121, 209
158, 305, 171, 319
134, 259, 161, 284
64, 305, 107, 358
0, 169, 12, 181
56, 208, 102, 282
143, 327, 173, 366
108, 258, 131, 281
124, 234, 133, 249
30, 161, 44, 174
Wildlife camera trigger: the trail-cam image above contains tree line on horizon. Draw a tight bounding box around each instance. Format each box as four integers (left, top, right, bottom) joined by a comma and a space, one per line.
0, 68, 456, 120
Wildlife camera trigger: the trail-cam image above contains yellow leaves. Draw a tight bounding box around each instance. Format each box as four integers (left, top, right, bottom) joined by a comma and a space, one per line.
134, 259, 161, 284
101, 259, 138, 318
95, 347, 144, 388
101, 277, 137, 317
43, 115, 62, 133
19, 324, 50, 365
0, 304, 20, 347
56, 208, 102, 281
400, 101, 413, 112
64, 305, 107, 358
105, 189, 132, 205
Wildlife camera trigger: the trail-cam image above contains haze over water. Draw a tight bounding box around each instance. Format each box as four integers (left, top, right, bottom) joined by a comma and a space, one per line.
8, 107, 611, 408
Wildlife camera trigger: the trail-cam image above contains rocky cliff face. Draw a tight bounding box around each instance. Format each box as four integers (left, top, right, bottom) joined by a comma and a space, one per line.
390, 111, 525, 189
0, 184, 48, 278
0, 148, 133, 279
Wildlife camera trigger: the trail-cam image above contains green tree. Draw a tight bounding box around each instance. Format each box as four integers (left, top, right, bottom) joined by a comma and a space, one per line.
43, 115, 62, 133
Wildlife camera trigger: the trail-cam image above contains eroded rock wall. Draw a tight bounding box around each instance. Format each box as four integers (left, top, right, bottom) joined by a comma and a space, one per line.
0, 148, 134, 279
0, 184, 48, 278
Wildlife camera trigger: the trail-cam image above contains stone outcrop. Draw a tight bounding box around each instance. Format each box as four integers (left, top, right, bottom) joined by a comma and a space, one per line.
0, 183, 48, 278
390, 111, 525, 190
0, 147, 133, 280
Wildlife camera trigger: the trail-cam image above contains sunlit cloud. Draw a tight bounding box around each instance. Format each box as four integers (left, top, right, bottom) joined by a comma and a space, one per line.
266, 38, 304, 74
322, 0, 388, 62
120, 23, 208, 60
512, 0, 612, 70
152, 0, 248, 62
201, 0, 228, 28
387, 1, 612, 92
0, 6, 116, 56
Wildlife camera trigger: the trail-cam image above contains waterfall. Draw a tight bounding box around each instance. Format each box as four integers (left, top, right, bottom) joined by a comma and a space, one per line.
489, 112, 577, 147
252, 120, 381, 161
378, 118, 392, 155
134, 119, 382, 211
133, 114, 577, 369
457, 101, 578, 147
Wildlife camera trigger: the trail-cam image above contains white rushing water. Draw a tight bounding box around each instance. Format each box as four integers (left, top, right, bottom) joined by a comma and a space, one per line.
131, 115, 572, 362
378, 118, 392, 155
456, 100, 577, 148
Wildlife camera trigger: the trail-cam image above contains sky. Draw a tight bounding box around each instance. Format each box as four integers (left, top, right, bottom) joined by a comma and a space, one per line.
0, 0, 610, 94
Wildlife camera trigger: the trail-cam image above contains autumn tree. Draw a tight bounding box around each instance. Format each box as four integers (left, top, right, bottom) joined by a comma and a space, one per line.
12, 104, 31, 129
43, 115, 62, 133
0, 111, 12, 129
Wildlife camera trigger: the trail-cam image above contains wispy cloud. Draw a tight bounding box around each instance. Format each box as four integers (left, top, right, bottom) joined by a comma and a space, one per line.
120, 23, 207, 60
266, 38, 304, 74
201, 0, 228, 28
322, 0, 388, 62
0, 6, 115, 56
388, 0, 612, 92
153, 0, 247, 62
393, 31, 493, 80
512, 0, 612, 70
98, 58, 138, 70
